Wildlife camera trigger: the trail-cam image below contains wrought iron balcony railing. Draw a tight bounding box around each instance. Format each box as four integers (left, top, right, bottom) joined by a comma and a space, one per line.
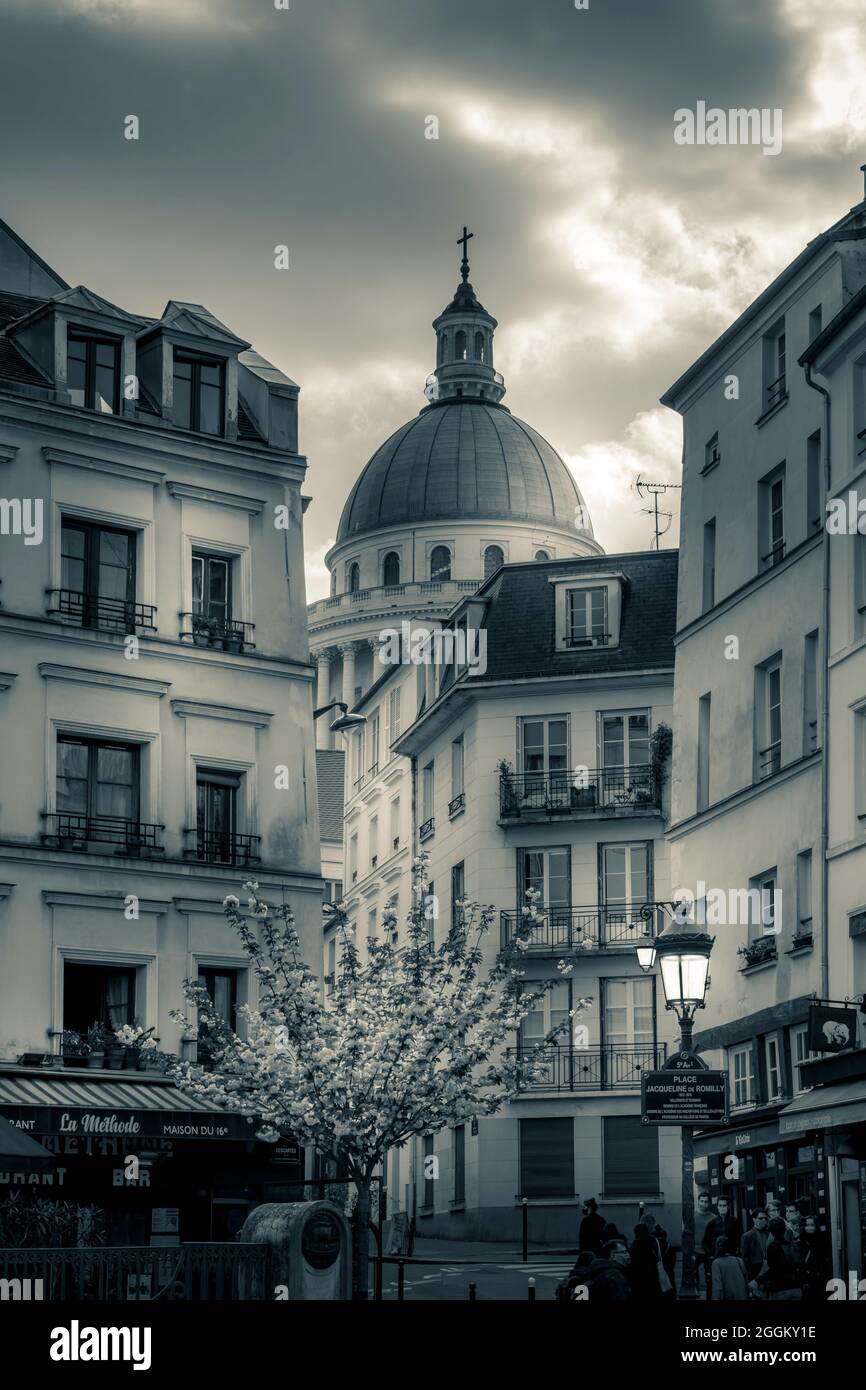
184, 829, 261, 867
179, 613, 256, 652
419, 816, 435, 841
757, 741, 781, 779
500, 901, 667, 951
765, 373, 787, 411
506, 1043, 667, 1092
46, 589, 157, 633
499, 765, 659, 817
448, 792, 466, 817
42, 812, 164, 854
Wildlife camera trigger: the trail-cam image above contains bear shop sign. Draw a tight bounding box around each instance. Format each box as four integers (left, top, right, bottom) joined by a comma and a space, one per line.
1, 1107, 255, 1141
641, 1071, 728, 1126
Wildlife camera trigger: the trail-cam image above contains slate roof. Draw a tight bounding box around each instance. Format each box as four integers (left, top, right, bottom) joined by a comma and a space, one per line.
0, 289, 47, 330
316, 748, 345, 842
337, 398, 593, 542
0, 335, 50, 386
476, 550, 679, 683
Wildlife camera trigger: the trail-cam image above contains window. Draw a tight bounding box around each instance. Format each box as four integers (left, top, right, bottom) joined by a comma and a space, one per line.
764, 1034, 783, 1101
704, 432, 721, 473
368, 907, 377, 936
173, 353, 225, 436
519, 1117, 574, 1199
421, 761, 435, 836
453, 1125, 466, 1204
747, 869, 778, 942
474, 331, 484, 362
347, 561, 360, 593
566, 586, 607, 645
763, 320, 787, 412
601, 710, 649, 770
756, 659, 782, 778
349, 833, 358, 884
450, 735, 464, 815
455, 330, 467, 360
352, 727, 366, 792
198, 968, 239, 1066
803, 631, 818, 754
520, 846, 571, 914
327, 937, 336, 993
791, 1024, 816, 1094
604, 977, 655, 1049
603, 1116, 659, 1197
57, 735, 140, 829
856, 529, 866, 622
535, 550, 550, 561
63, 962, 135, 1037
323, 880, 343, 905
382, 551, 400, 586
60, 519, 136, 629
195, 769, 241, 863
67, 333, 120, 414
192, 551, 231, 636
386, 686, 401, 755
422, 1134, 435, 1210
702, 519, 716, 611
369, 816, 379, 869
795, 850, 813, 940
424, 881, 435, 947
602, 842, 650, 910
697, 693, 711, 813
807, 431, 822, 534
451, 861, 465, 930
430, 546, 451, 582
731, 1043, 755, 1107
519, 980, 571, 1074
759, 466, 786, 568
368, 712, 380, 777
390, 796, 400, 851
520, 715, 568, 779
483, 545, 504, 580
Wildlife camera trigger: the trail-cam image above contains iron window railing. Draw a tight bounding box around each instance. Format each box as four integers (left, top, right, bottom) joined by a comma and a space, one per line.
766, 372, 787, 411
499, 765, 659, 817
46, 589, 157, 633
565, 632, 611, 649
506, 1043, 666, 1092
761, 541, 786, 568
500, 902, 667, 951
41, 812, 164, 853
739, 935, 778, 969
448, 792, 466, 817
419, 816, 435, 841
185, 829, 261, 867
757, 741, 781, 779
179, 613, 255, 651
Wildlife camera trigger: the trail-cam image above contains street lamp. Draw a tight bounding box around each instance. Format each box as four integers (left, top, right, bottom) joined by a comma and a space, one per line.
313, 700, 367, 735
637, 910, 714, 1301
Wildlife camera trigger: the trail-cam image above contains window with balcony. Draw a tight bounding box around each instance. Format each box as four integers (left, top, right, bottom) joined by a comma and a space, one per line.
193, 769, 258, 866
603, 977, 655, 1061
51, 735, 156, 851
349, 833, 358, 884
173, 353, 225, 436
420, 760, 435, 839
67, 332, 120, 414
519, 1117, 574, 1198
519, 846, 571, 944
741, 869, 778, 967
368, 711, 380, 779
759, 465, 786, 569
566, 586, 607, 646
599, 709, 651, 804
369, 815, 378, 870
63, 962, 136, 1040
352, 726, 366, 793
55, 518, 150, 633
430, 546, 451, 582
795, 850, 813, 946
761, 319, 787, 415
187, 550, 252, 651
390, 796, 400, 852
755, 657, 782, 779
386, 686, 402, 753
730, 1043, 755, 1107
520, 715, 568, 793
519, 979, 571, 1053
197, 967, 239, 1066
602, 841, 650, 913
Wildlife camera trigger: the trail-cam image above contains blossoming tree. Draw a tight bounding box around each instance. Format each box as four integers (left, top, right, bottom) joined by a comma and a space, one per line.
170, 855, 591, 1298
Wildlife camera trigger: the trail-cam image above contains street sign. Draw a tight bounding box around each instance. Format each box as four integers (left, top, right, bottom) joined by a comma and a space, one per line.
641, 1069, 728, 1126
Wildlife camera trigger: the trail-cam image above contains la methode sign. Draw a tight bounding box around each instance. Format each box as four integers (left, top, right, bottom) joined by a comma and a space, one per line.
641, 1070, 728, 1126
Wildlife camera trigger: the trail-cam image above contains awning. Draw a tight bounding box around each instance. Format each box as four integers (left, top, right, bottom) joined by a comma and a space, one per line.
0, 1069, 257, 1141
694, 1119, 781, 1158
778, 1079, 866, 1136
0, 1113, 55, 1171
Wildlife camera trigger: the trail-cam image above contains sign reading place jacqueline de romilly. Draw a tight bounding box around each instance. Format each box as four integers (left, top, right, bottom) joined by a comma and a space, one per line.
641, 1071, 729, 1126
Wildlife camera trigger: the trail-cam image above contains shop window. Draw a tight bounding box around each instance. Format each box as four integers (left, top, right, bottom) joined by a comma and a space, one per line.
519, 1117, 573, 1198
603, 1115, 659, 1196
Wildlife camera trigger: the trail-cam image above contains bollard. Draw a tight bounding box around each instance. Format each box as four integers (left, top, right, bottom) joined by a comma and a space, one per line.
522, 1197, 528, 1263
527, 1277, 536, 1302
397, 1260, 405, 1302
468, 1282, 477, 1301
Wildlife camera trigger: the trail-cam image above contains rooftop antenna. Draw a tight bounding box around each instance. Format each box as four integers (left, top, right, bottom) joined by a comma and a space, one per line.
634, 475, 682, 550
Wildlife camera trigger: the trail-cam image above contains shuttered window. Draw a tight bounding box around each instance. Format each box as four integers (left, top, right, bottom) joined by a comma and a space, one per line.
519, 1117, 573, 1198
453, 1125, 465, 1203
603, 1116, 659, 1195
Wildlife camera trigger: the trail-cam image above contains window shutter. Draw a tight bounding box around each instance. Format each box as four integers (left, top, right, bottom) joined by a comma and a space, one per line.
519, 1117, 574, 1198
602, 1115, 659, 1195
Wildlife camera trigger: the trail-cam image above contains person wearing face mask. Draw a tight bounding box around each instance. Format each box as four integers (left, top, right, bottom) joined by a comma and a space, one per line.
799, 1214, 829, 1301
703, 1196, 742, 1259
578, 1197, 607, 1257
740, 1208, 770, 1282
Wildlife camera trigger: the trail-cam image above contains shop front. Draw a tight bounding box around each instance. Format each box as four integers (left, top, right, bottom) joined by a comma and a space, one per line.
695, 1114, 829, 1235
0, 1066, 304, 1247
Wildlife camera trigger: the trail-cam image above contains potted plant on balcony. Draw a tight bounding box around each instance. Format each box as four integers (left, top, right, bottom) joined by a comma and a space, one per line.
60, 1030, 89, 1068
114, 1023, 143, 1068
191, 614, 215, 648
649, 722, 672, 795
497, 758, 518, 815
222, 628, 243, 655
85, 1022, 109, 1069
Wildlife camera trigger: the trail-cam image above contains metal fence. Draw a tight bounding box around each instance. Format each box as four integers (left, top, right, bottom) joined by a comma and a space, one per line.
0, 1242, 270, 1301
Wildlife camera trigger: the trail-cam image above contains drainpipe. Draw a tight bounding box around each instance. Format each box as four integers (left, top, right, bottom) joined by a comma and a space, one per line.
803, 361, 831, 999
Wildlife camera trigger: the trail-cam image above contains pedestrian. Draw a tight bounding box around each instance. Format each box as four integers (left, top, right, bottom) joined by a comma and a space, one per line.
578, 1197, 607, 1257
784, 1202, 803, 1265
693, 1191, 714, 1297
758, 1218, 803, 1301
740, 1208, 770, 1282
654, 1223, 678, 1300
800, 1215, 829, 1302
583, 1239, 632, 1304
704, 1196, 742, 1257
711, 1236, 750, 1301
556, 1249, 595, 1302
601, 1221, 622, 1245
628, 1222, 663, 1300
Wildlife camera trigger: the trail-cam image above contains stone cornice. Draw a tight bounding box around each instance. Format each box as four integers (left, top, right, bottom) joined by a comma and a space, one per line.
0, 672, 17, 692
42, 890, 171, 913
166, 480, 266, 514
170, 699, 273, 727
42, 445, 167, 486
38, 662, 171, 697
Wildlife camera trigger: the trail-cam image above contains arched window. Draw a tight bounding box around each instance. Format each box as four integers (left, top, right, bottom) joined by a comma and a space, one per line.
430, 546, 451, 582
382, 551, 400, 586
455, 330, 467, 361
483, 545, 504, 580
534, 549, 550, 561
439, 332, 448, 365
474, 331, 484, 363
347, 561, 360, 593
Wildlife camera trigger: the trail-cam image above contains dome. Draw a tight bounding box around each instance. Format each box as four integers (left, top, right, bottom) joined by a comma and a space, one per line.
336, 398, 594, 543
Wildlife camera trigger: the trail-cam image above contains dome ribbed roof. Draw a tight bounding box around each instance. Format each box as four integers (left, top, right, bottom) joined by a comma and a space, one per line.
336, 399, 593, 543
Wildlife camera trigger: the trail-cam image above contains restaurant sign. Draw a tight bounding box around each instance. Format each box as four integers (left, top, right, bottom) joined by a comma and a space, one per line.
641, 1070, 728, 1126
0, 1107, 256, 1141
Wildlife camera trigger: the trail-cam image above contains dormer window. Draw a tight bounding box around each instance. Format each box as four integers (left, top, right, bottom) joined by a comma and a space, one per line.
551, 571, 625, 652
173, 353, 225, 436
567, 586, 608, 646
67, 332, 120, 414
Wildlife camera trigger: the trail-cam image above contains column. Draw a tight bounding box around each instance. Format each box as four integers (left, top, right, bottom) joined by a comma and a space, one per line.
315, 649, 332, 750
340, 642, 357, 710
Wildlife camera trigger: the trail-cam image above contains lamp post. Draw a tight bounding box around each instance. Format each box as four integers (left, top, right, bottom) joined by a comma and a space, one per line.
637, 911, 714, 1301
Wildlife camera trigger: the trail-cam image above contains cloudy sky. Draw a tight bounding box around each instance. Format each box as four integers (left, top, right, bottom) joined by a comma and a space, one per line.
1, 0, 864, 597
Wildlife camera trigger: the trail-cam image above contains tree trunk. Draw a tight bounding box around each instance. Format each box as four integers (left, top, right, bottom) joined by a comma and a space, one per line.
353, 1179, 372, 1301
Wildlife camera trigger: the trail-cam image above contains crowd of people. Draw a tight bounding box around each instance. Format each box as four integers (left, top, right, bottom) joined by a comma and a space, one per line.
558, 1194, 830, 1303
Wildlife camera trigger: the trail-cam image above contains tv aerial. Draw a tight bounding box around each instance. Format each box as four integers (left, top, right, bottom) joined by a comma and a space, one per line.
634, 475, 682, 550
